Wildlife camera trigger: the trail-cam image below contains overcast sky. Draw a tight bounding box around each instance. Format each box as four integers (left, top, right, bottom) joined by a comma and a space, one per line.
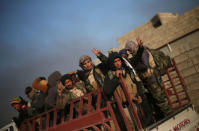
0, 0, 199, 127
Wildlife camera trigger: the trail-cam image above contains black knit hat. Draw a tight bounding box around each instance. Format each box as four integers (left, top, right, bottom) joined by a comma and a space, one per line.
108, 52, 126, 71
119, 49, 128, 56
60, 74, 72, 85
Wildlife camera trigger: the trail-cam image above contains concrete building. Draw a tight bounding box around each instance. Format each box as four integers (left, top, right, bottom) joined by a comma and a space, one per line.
117, 6, 199, 112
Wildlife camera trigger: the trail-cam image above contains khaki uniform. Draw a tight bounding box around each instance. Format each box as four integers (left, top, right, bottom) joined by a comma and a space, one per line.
107, 70, 141, 129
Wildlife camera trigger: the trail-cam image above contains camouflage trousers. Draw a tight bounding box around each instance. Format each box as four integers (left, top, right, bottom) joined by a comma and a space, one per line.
148, 82, 171, 115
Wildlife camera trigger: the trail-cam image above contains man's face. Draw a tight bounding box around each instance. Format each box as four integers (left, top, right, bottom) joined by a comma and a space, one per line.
65, 79, 73, 89
82, 59, 93, 70
27, 90, 34, 100
114, 58, 122, 70
13, 104, 21, 111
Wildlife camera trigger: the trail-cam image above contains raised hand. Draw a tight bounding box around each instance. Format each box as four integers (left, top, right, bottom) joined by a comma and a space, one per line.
116, 70, 123, 78
57, 82, 63, 96
136, 36, 143, 46
92, 48, 101, 57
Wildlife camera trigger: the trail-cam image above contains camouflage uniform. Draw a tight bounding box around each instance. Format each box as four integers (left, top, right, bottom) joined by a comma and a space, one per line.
130, 45, 171, 116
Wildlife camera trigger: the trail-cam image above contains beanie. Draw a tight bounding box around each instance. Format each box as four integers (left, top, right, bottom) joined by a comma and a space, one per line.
60, 74, 72, 85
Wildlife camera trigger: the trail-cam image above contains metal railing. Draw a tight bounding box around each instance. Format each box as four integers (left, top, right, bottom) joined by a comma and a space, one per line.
163, 59, 191, 110
19, 59, 191, 131
19, 87, 134, 131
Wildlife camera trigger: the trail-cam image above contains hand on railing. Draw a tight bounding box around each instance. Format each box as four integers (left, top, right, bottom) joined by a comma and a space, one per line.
116, 70, 123, 78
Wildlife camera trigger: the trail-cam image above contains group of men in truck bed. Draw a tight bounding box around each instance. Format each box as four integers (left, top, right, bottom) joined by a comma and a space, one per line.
10, 37, 172, 129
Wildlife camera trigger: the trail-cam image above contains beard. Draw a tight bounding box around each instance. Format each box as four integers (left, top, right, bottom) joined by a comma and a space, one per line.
83, 64, 93, 71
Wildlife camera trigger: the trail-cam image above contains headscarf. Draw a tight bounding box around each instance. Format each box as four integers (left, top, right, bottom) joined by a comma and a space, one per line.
125, 40, 139, 55
32, 77, 48, 93
79, 55, 93, 71
79, 55, 91, 66
10, 96, 26, 105
10, 97, 21, 105
48, 71, 62, 87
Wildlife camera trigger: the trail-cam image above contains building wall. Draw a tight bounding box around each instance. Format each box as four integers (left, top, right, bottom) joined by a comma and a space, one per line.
117, 6, 199, 49
117, 6, 199, 112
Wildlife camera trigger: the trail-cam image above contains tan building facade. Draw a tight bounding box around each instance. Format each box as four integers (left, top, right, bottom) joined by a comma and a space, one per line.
117, 6, 199, 112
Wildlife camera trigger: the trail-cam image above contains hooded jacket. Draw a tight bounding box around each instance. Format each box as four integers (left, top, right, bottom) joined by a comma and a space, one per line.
45, 71, 62, 109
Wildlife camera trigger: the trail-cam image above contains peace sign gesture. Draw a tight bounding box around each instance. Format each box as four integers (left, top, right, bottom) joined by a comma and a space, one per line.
136, 36, 143, 46
92, 48, 101, 57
